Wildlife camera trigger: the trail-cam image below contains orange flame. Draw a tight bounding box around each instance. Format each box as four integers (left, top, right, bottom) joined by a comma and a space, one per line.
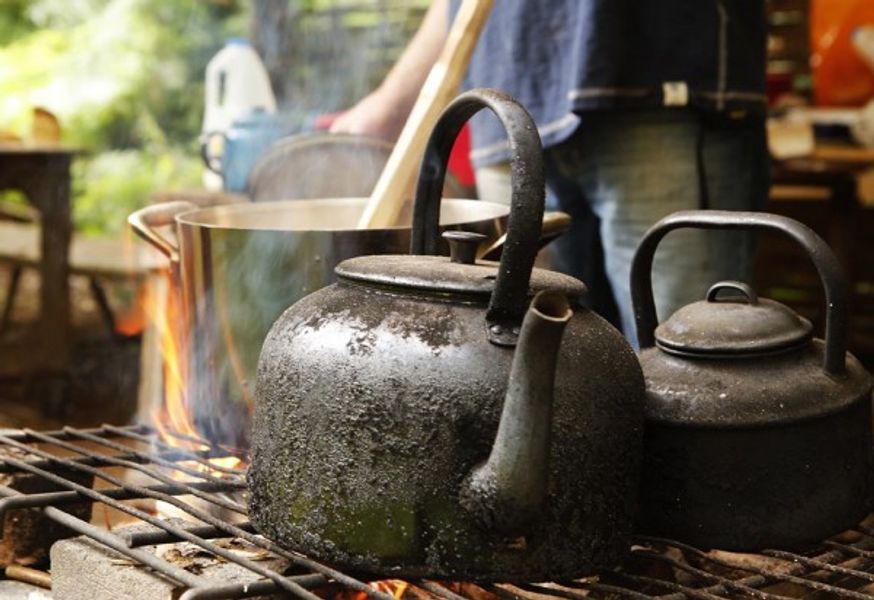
335, 580, 408, 600
114, 231, 150, 337
140, 270, 244, 473
140, 271, 199, 447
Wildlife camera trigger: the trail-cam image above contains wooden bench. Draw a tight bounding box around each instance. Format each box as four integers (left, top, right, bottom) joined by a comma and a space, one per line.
0, 220, 167, 333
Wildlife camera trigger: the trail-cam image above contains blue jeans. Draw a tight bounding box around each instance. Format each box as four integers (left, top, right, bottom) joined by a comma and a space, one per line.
478, 109, 769, 346
546, 109, 769, 346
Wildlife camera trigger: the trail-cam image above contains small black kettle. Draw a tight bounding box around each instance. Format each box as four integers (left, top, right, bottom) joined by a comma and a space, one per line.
630, 210, 873, 551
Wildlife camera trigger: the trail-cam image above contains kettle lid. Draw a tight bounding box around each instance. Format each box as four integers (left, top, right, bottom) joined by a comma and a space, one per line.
336, 231, 586, 302
655, 281, 813, 358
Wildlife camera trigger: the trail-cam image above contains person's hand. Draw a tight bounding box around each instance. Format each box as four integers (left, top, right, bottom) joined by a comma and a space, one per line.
328, 88, 410, 142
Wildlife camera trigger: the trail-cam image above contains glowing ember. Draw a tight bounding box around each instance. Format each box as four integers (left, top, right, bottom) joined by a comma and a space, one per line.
114, 282, 148, 337
114, 231, 151, 337
335, 580, 409, 600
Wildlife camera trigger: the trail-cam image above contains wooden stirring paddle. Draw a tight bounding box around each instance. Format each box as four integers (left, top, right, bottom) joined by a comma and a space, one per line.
356, 0, 493, 230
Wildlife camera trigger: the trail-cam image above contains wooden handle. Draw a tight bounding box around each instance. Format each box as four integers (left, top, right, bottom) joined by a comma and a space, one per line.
480, 212, 572, 261
356, 0, 494, 229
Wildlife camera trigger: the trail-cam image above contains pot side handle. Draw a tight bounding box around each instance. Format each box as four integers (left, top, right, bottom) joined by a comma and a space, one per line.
127, 201, 196, 263
410, 88, 545, 346
630, 210, 848, 376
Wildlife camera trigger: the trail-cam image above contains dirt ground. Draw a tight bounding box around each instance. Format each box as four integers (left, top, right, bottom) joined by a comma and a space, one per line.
0, 264, 141, 430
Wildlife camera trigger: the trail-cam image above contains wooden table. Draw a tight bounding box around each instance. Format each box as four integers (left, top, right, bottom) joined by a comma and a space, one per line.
767, 143, 874, 366
0, 144, 75, 380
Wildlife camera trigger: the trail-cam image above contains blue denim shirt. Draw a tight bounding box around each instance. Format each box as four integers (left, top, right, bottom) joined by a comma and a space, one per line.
449, 0, 767, 167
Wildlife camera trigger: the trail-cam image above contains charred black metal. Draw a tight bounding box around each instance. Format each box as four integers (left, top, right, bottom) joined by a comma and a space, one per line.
410, 88, 545, 346
631, 210, 874, 551
631, 210, 849, 374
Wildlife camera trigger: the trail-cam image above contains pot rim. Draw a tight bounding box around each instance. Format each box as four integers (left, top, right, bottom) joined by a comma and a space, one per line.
175, 198, 509, 233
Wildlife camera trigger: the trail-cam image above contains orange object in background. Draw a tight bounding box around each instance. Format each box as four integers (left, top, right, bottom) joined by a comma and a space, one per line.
811, 0, 874, 106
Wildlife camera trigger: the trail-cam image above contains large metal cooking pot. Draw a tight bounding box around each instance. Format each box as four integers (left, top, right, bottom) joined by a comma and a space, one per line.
631, 210, 874, 550
129, 196, 509, 449
249, 89, 645, 581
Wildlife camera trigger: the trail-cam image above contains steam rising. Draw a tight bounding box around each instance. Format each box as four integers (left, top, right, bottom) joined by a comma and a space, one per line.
149, 1, 431, 451
252, 1, 429, 116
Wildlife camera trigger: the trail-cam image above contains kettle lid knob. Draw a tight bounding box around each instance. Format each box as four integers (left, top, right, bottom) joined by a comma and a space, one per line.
654, 280, 813, 358
443, 231, 487, 265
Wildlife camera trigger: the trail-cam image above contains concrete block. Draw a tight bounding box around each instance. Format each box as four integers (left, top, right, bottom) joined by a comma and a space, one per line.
51, 522, 290, 600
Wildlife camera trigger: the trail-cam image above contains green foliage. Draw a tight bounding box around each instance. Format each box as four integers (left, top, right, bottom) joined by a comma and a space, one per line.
0, 0, 246, 234
0, 0, 36, 45
73, 149, 203, 235
0, 0, 425, 235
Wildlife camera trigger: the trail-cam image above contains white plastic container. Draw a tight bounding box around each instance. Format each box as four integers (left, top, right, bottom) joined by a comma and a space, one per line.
201, 38, 277, 189
203, 38, 277, 134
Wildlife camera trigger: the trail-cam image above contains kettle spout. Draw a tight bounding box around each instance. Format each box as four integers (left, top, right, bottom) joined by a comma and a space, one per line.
461, 291, 572, 533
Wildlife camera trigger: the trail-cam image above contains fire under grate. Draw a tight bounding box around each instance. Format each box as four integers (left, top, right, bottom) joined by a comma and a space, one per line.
1, 424, 874, 599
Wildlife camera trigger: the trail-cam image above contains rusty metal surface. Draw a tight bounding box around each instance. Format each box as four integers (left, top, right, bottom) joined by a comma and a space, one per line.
410, 89, 546, 347
251, 279, 644, 581
632, 209, 874, 551
335, 255, 586, 299
638, 397, 873, 551
640, 340, 873, 426
631, 210, 849, 375
654, 283, 813, 357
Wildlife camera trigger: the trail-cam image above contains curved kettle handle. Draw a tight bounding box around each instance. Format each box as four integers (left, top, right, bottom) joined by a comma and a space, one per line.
630, 210, 848, 376
411, 88, 545, 346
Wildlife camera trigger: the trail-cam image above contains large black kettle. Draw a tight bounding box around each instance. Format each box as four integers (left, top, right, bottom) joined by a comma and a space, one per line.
249, 89, 645, 581
631, 210, 873, 550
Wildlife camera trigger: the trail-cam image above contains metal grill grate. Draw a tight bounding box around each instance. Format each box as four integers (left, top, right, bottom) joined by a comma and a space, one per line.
1, 424, 874, 600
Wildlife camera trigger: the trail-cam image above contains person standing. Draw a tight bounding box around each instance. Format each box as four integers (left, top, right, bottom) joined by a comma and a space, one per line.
332, 0, 770, 345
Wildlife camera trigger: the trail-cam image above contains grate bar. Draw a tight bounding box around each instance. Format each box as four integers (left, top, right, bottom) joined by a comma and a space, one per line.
121, 521, 257, 548
64, 426, 246, 486
3, 425, 874, 600
178, 574, 329, 600
20, 428, 248, 516
631, 548, 796, 600
519, 583, 594, 600
575, 582, 658, 600
0, 447, 232, 475
101, 424, 244, 475
0, 483, 206, 589
0, 429, 394, 600
825, 540, 874, 560
0, 479, 242, 519
417, 581, 476, 600
0, 424, 147, 442
154, 426, 246, 461
483, 584, 521, 600
635, 535, 874, 600
608, 571, 734, 600
761, 548, 874, 584
0, 434, 323, 600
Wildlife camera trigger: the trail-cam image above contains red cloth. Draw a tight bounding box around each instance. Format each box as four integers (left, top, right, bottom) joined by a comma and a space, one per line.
447, 125, 476, 187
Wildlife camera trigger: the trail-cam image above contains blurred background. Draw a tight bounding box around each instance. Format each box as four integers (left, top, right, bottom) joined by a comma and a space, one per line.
1, 0, 874, 431
0, 0, 428, 234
